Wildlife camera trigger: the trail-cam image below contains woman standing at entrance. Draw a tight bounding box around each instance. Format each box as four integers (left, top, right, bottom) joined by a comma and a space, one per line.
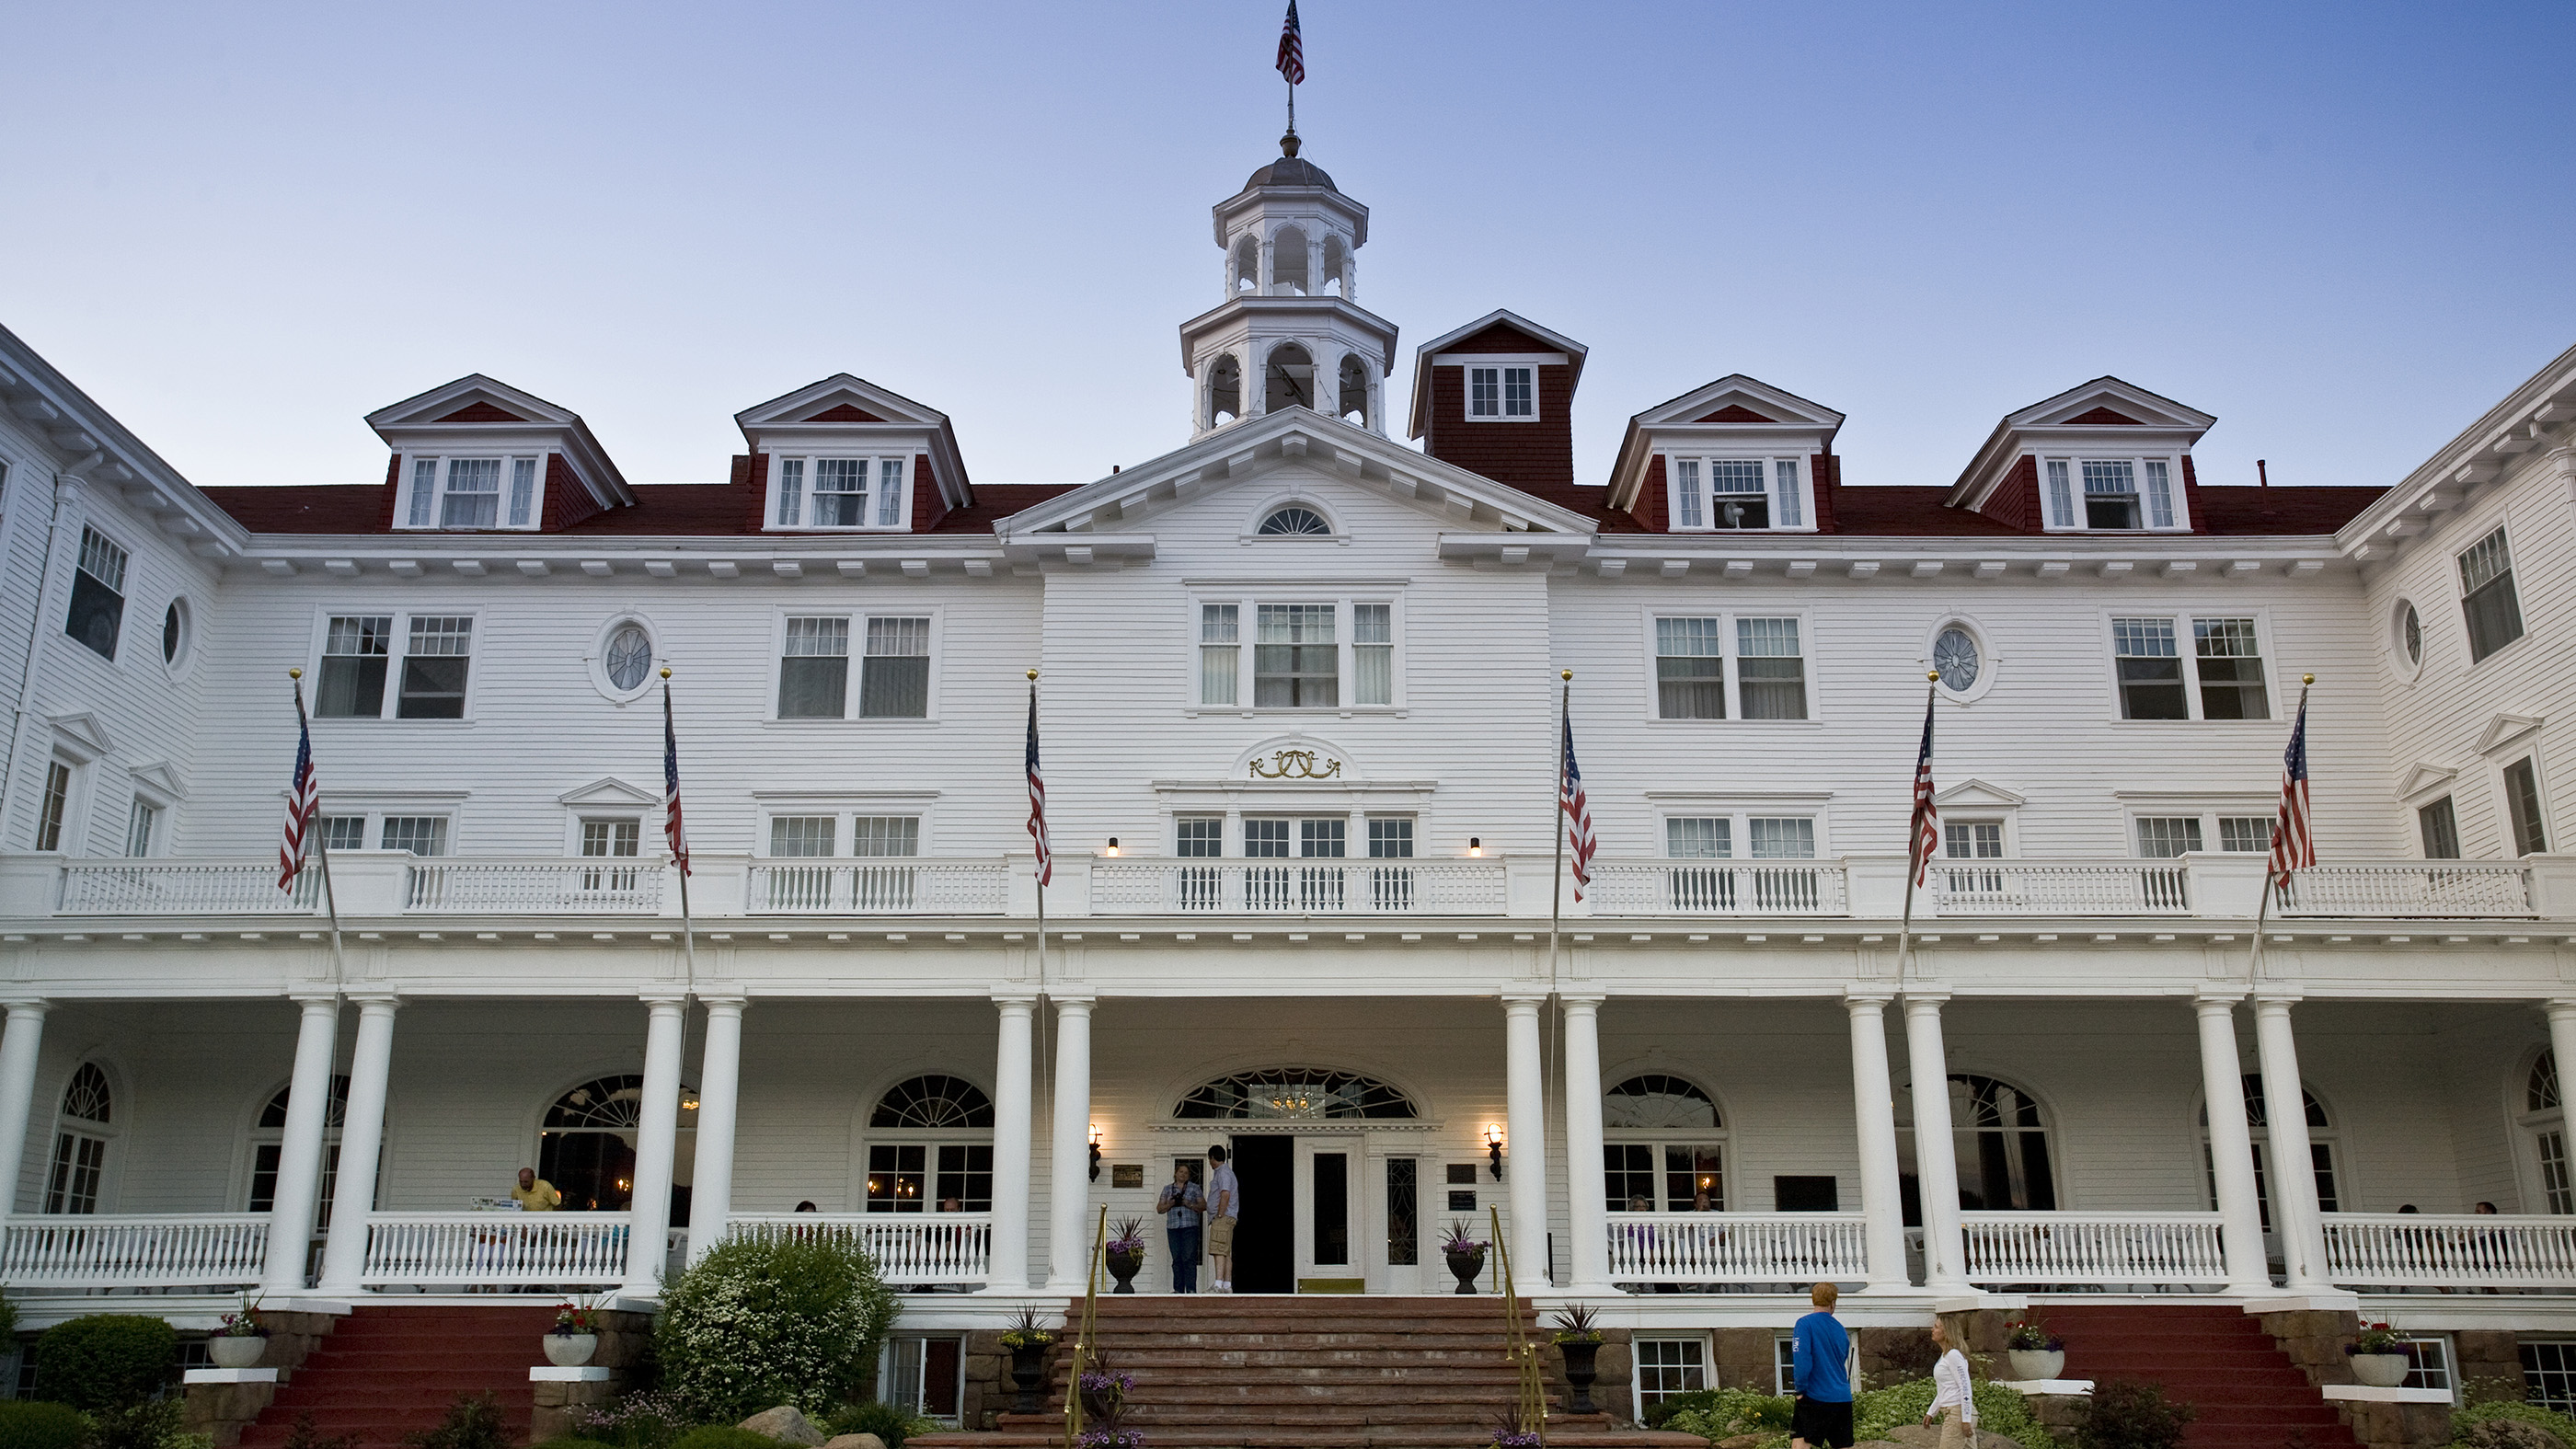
1158, 1161, 1206, 1293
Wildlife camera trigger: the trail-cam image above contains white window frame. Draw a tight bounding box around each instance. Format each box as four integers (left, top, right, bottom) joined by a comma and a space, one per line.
1661, 454, 1818, 534
397, 454, 546, 532
2038, 453, 2191, 533
1464, 363, 1538, 422
2100, 610, 2277, 724
1186, 592, 1405, 716
1630, 1334, 1712, 1421
767, 609, 943, 723
753, 803, 935, 859
875, 1334, 969, 1426
2122, 806, 2274, 858
1642, 612, 1820, 724
305, 609, 481, 722
765, 454, 915, 532
1658, 809, 1830, 861
2497, 752, 2554, 858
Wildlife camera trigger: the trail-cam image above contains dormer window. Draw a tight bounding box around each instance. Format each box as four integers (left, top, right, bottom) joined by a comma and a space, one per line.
1666, 457, 1810, 532
2041, 456, 2182, 531
1467, 365, 1535, 420
1257, 505, 1332, 536
770, 455, 911, 531
403, 455, 541, 531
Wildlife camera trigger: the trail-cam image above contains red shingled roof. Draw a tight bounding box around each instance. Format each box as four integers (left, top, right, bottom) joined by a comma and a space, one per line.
2190, 485, 2385, 534
1823, 485, 2027, 536
201, 485, 387, 534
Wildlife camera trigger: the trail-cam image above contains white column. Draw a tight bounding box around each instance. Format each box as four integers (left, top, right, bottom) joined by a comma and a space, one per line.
316, 995, 398, 1294
2545, 1001, 2576, 1163
1503, 995, 1551, 1289
2197, 993, 2272, 1293
1306, 236, 1326, 298
1559, 995, 1612, 1293
622, 995, 688, 1293
1902, 991, 1969, 1292
1846, 992, 1909, 1292
0, 1002, 50, 1214
2253, 995, 2329, 1291
986, 995, 1037, 1291
686, 997, 746, 1265
1043, 994, 1095, 1292
260, 995, 342, 1294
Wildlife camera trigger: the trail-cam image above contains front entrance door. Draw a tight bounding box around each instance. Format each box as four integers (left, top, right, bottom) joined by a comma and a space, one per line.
1295, 1143, 1355, 1289
1230, 1134, 1294, 1294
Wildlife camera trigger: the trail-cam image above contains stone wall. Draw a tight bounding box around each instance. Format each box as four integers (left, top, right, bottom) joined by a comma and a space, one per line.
183, 1311, 341, 1449
529, 1311, 657, 1443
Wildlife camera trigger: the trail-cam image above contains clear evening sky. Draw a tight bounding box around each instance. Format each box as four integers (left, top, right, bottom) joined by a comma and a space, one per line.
6, 3, 2572, 498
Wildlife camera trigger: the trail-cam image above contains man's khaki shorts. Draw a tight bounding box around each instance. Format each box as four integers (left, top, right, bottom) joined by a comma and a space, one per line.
1207, 1215, 1238, 1255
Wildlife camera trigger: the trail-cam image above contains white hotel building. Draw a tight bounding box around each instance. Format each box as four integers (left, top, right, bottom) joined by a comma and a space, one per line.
4, 138, 2576, 1396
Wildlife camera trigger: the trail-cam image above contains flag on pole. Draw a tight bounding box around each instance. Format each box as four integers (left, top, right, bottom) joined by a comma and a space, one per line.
1026, 684, 1052, 887
2268, 691, 2314, 886
662, 679, 690, 877
1559, 709, 1596, 901
1908, 693, 1940, 886
1276, 0, 1305, 85
278, 690, 322, 890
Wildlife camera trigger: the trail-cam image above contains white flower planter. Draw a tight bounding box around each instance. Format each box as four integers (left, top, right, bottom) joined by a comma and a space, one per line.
544, 1333, 598, 1367
2007, 1349, 2065, 1381
2350, 1352, 2410, 1387
209, 1336, 268, 1369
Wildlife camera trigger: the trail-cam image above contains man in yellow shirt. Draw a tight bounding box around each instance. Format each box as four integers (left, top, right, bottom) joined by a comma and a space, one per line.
512, 1167, 561, 1211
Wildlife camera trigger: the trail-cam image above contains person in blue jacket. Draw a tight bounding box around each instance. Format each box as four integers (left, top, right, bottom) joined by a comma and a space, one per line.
1788, 1282, 1854, 1449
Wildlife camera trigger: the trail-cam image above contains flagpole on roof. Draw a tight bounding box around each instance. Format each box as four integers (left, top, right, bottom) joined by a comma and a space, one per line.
2251, 674, 2317, 985
1895, 672, 1942, 990
284, 670, 347, 989
1276, 1, 1304, 144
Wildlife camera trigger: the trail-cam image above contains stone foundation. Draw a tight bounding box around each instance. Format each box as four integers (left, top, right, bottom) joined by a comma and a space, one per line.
184, 1310, 341, 1448
529, 1311, 656, 1443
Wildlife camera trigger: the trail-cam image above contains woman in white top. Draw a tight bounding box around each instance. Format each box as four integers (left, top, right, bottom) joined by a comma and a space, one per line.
1924, 1318, 1977, 1449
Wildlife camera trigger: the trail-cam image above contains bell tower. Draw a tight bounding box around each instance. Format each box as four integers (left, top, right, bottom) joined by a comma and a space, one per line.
1179, 136, 1397, 442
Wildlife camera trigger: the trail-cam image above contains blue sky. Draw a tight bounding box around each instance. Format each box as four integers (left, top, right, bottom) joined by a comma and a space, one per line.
6, 2, 2572, 498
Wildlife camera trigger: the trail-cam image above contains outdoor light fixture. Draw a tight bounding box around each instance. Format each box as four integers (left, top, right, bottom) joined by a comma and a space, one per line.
1105, 837, 1121, 857
679, 1083, 701, 1112
1468, 837, 1483, 857
1486, 1123, 1504, 1179
1089, 1122, 1103, 1180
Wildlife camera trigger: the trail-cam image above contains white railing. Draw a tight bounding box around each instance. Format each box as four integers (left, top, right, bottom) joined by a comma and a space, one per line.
749, 859, 1008, 914
2322, 1213, 2576, 1288
1959, 1212, 2228, 1285
1932, 861, 2191, 915
1585, 861, 1851, 916
1089, 860, 1507, 914
1604, 1213, 1869, 1282
404, 860, 666, 914
56, 861, 318, 916
0, 1213, 269, 1289
2278, 864, 2536, 918
358, 1211, 630, 1286
728, 1213, 993, 1284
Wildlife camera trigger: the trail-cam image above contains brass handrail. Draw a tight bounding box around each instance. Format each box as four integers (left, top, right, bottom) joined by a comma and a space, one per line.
1064, 1203, 1107, 1447
1490, 1205, 1547, 1445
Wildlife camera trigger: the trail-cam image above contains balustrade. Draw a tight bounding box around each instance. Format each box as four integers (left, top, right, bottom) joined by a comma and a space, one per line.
357, 1211, 630, 1287
405, 861, 665, 914
1089, 860, 1504, 914
1603, 1213, 1869, 1283
749, 860, 1007, 914
1958, 1211, 2228, 1285
0, 1213, 269, 1290
2322, 1213, 2576, 1288
1557, 861, 1854, 916
728, 1213, 993, 1283
2276, 864, 2536, 918
1931, 861, 2191, 915
57, 861, 318, 916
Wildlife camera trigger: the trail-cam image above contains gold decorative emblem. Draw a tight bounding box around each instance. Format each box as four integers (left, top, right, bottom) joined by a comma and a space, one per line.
1248, 749, 1341, 780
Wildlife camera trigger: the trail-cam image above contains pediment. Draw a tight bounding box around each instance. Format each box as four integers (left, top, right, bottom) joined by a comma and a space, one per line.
1934, 777, 2026, 810
2477, 712, 2545, 755
2011, 377, 2214, 431
735, 374, 948, 431
366, 374, 581, 431
557, 776, 660, 810
45, 711, 111, 759
2398, 761, 2459, 800
1631, 374, 1846, 431
125, 759, 186, 800
1235, 734, 1362, 782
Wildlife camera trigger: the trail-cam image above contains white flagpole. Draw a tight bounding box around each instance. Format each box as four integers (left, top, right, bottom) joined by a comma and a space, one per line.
1894, 672, 1940, 988
2251, 673, 2315, 986
287, 669, 346, 989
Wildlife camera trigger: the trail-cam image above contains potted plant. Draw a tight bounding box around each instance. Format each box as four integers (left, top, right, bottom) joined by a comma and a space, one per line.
1001, 1306, 1055, 1415
1105, 1217, 1147, 1294
1551, 1305, 1604, 1414
546, 1297, 601, 1367
1075, 1364, 1143, 1449
2005, 1316, 2065, 1381
2348, 1322, 2411, 1388
209, 1295, 269, 1369
1488, 1410, 1543, 1449
1442, 1220, 1489, 1295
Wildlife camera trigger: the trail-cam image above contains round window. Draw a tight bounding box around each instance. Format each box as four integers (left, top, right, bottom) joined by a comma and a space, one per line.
161, 600, 189, 667
2398, 602, 2421, 667
1933, 627, 1981, 691
1257, 505, 1331, 535
604, 624, 653, 691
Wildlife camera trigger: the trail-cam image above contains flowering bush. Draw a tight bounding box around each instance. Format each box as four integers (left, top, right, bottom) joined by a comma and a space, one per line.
576, 1390, 691, 1449
652, 1235, 900, 1422
1489, 1412, 1542, 1449
1074, 1360, 1140, 1449
554, 1296, 601, 1338
2005, 1317, 2064, 1351
2350, 1322, 2405, 1355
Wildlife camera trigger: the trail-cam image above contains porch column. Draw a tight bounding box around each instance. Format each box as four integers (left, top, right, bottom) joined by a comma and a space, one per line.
686, 996, 746, 1265
2252, 995, 2329, 1291
2545, 1002, 2576, 1147
0, 1002, 50, 1213
1503, 994, 1551, 1289
622, 995, 688, 1293
1845, 991, 1909, 1292
2196, 993, 2271, 1293
1902, 990, 1969, 1291
1043, 994, 1095, 1292
1559, 995, 1612, 1293
259, 995, 342, 1294
986, 994, 1037, 1290
316, 995, 398, 1294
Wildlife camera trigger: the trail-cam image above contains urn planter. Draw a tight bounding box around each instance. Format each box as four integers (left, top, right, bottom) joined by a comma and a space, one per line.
543, 1333, 598, 1368
1558, 1340, 1602, 1414
1107, 1251, 1144, 1294
1009, 1342, 1051, 1414
1446, 1249, 1486, 1294
2007, 1349, 2065, 1382
208, 1336, 267, 1370
2350, 1353, 2411, 1388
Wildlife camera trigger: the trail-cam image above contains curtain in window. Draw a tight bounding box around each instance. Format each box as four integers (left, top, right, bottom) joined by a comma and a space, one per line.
1654, 618, 1724, 719
1353, 604, 1392, 705
441, 459, 501, 529
397, 616, 473, 719
859, 617, 932, 718
1254, 604, 1337, 707
1735, 618, 1805, 719
779, 617, 851, 719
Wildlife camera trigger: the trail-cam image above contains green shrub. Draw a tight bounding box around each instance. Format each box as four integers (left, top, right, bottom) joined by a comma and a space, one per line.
654, 1236, 900, 1423
37, 1317, 177, 1411
81, 1399, 189, 1449
281, 1413, 362, 1449
2455, 1401, 2576, 1448
575, 1392, 688, 1449
402, 1393, 515, 1449
819, 1403, 938, 1449
667, 1431, 779, 1449
0, 1401, 89, 1449
2075, 1382, 2194, 1449
1650, 1386, 1792, 1437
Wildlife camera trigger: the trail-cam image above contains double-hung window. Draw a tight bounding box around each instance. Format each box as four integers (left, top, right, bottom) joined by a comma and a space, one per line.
2506, 757, 2550, 857
2459, 526, 2525, 662
403, 455, 541, 530
1652, 615, 1809, 720
123, 799, 161, 858
313, 613, 475, 719
2041, 455, 2183, 531
1662, 812, 1821, 908
1197, 597, 1397, 710
2110, 615, 2270, 721
1257, 605, 1337, 707
1664, 456, 1809, 532
859, 617, 932, 718
2136, 812, 2275, 858
776, 615, 933, 719
2419, 797, 2462, 859
65, 527, 128, 661
779, 617, 851, 719
770, 455, 911, 530
1466, 364, 1535, 420
379, 816, 448, 856
580, 818, 640, 891
36, 760, 75, 853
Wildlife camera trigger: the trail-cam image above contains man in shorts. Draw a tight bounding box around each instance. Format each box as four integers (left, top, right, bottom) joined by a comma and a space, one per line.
1788, 1282, 1853, 1449
1206, 1144, 1239, 1294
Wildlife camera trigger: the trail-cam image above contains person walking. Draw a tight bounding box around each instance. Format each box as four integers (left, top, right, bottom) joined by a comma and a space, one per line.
1925, 1318, 1977, 1449
1788, 1282, 1854, 1449
1157, 1161, 1206, 1294
1206, 1144, 1240, 1294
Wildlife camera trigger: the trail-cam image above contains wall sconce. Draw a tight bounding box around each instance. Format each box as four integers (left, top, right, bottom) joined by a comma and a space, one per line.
1104, 838, 1121, 857
1486, 1123, 1504, 1179
1467, 837, 1483, 857
679, 1083, 701, 1112
1089, 1122, 1103, 1181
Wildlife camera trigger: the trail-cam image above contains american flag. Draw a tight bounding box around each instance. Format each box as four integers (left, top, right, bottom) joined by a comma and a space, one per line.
2268, 690, 2314, 887
278, 685, 322, 891
1908, 692, 1940, 886
1560, 708, 1596, 902
662, 679, 690, 877
1276, 1, 1305, 86
1026, 684, 1051, 887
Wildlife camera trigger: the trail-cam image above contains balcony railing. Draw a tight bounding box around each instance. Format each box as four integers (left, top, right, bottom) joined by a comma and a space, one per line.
57, 861, 319, 916
2322, 1213, 2576, 1288
0, 1213, 270, 1290
748, 859, 1008, 914
2276, 864, 2536, 918
1585, 861, 1849, 916
405, 860, 667, 914
1604, 1212, 1869, 1282
358, 1211, 630, 1287
1959, 1211, 2229, 1286
728, 1213, 993, 1284
1932, 861, 2193, 915
1090, 860, 1506, 914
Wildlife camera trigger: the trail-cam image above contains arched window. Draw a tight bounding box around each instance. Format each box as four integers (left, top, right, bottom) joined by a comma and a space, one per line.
2525, 1051, 2570, 1213
1321, 235, 1347, 296
1337, 356, 1369, 427
2200, 1074, 2340, 1227
1265, 343, 1316, 411
1271, 225, 1310, 295
867, 1075, 995, 1213
1231, 234, 1260, 293
1176, 1067, 1417, 1120
249, 1075, 351, 1227
45, 1064, 114, 1214
1603, 1075, 1726, 1213
1256, 506, 1332, 536
1897, 1074, 2055, 1214
538, 1075, 696, 1213
1208, 355, 1243, 429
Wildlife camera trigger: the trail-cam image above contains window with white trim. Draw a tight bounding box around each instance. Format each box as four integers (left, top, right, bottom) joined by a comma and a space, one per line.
769, 454, 912, 530
2459, 526, 2524, 663
776, 615, 935, 720
1666, 814, 1818, 860
35, 760, 74, 853
1943, 821, 2005, 894
763, 813, 919, 859
2395, 1334, 2454, 1397
2110, 615, 2271, 720
2505, 756, 2550, 857
878, 1336, 966, 1424
1631, 1338, 1708, 1417
379, 816, 449, 856
313, 613, 476, 720
44, 1064, 113, 1214
1194, 598, 1397, 711
2420, 796, 2462, 859
2041, 455, 2187, 531
402, 455, 543, 530
65, 527, 127, 661
1652, 616, 1809, 720
859, 617, 932, 718
123, 799, 161, 858
579, 818, 640, 891
1466, 365, 1535, 420
1664, 456, 1810, 532
2525, 1340, 2576, 1413
1604, 1075, 1726, 1213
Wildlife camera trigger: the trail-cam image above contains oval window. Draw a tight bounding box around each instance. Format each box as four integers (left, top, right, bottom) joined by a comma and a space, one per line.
2398, 602, 2421, 666
161, 601, 186, 665
1933, 627, 1980, 691
604, 624, 653, 691
1256, 505, 1331, 535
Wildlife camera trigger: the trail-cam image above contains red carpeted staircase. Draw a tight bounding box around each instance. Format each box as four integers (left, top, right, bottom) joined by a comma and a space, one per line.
2042, 1305, 2360, 1449
237, 1306, 556, 1449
